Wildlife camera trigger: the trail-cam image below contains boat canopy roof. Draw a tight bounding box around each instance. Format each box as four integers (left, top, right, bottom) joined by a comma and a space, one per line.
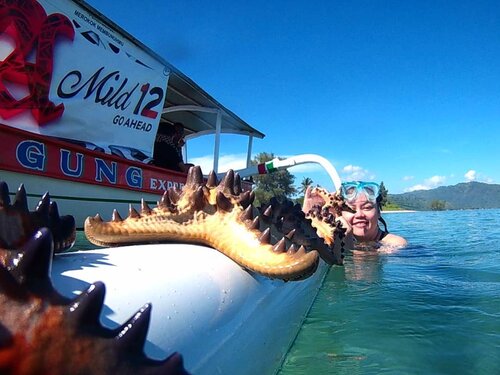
160, 67, 264, 171
161, 67, 265, 140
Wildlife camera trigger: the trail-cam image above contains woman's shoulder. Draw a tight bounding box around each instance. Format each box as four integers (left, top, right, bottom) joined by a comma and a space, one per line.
381, 233, 407, 247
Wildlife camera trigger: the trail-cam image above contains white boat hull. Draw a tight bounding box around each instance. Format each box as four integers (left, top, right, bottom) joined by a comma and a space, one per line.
51, 244, 329, 374
2, 171, 163, 229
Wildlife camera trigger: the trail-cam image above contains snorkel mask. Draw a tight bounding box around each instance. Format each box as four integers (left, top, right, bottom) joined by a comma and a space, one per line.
340, 181, 380, 204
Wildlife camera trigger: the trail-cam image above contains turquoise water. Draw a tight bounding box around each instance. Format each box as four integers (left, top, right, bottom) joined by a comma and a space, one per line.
278, 209, 500, 375
73, 209, 500, 374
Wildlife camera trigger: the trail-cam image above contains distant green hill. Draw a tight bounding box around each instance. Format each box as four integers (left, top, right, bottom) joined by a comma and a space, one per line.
388, 182, 500, 210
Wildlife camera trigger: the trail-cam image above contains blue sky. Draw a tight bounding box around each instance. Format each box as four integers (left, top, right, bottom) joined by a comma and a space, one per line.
86, 0, 500, 193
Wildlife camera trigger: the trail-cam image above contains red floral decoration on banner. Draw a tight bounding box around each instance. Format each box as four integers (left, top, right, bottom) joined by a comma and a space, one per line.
0, 0, 74, 125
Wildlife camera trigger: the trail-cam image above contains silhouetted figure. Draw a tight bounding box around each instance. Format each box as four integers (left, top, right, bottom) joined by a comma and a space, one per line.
152, 122, 193, 172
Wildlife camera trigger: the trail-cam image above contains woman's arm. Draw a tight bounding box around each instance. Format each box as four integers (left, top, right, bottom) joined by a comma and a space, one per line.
302, 186, 326, 213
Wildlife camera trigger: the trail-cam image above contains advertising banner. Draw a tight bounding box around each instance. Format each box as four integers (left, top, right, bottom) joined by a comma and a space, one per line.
1, 125, 187, 193
0, 0, 169, 157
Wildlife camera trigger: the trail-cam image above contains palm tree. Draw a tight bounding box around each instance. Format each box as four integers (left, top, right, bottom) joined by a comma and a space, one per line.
252, 152, 297, 206
299, 177, 314, 195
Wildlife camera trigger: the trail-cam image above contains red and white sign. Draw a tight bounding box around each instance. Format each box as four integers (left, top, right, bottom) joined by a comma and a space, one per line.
0, 0, 169, 157
1, 124, 186, 193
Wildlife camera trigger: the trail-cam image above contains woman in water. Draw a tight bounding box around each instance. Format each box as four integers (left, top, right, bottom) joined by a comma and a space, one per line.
303, 181, 407, 249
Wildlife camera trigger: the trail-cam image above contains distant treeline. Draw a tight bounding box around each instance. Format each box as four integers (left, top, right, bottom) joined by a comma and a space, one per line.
388, 182, 500, 211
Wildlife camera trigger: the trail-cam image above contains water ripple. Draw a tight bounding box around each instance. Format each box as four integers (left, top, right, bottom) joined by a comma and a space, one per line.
279, 209, 500, 375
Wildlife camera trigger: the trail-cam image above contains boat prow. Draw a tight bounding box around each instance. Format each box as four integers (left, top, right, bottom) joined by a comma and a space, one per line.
51, 244, 330, 374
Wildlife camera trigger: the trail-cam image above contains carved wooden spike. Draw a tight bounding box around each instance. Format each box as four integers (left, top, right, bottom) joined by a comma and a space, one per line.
285, 228, 296, 240
115, 303, 152, 355
287, 244, 299, 254
296, 245, 307, 256
263, 205, 273, 218
12, 228, 53, 283
234, 173, 242, 195
185, 167, 193, 186
158, 192, 168, 209
216, 191, 233, 212
35, 192, 51, 217
186, 165, 203, 187
112, 209, 123, 222
207, 170, 218, 187
141, 199, 152, 215
238, 191, 252, 208
259, 227, 271, 244
0, 181, 10, 206
48, 201, 60, 219
128, 205, 140, 219
168, 188, 180, 204
220, 169, 235, 195
68, 281, 106, 328
248, 216, 260, 230
240, 204, 254, 221
193, 165, 204, 185
160, 191, 176, 211
279, 216, 285, 226
249, 191, 255, 205
13, 184, 28, 211
193, 186, 206, 211
273, 237, 287, 253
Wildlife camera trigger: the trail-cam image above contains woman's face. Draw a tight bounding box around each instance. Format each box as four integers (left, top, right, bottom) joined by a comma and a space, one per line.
341, 193, 380, 241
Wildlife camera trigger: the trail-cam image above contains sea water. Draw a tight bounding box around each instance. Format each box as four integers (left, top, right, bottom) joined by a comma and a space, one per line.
278, 209, 500, 375
72, 209, 499, 374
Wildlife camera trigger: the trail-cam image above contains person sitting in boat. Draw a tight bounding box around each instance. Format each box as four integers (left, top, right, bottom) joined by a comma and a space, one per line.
303, 181, 407, 249
152, 122, 194, 173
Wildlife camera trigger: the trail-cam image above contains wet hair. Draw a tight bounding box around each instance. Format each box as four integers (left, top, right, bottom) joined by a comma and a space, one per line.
376, 195, 389, 233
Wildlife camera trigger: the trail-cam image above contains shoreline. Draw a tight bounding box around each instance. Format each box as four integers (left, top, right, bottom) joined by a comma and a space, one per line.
381, 210, 417, 213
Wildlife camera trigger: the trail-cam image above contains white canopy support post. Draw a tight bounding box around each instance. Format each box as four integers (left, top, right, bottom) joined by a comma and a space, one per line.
213, 109, 222, 173
246, 135, 254, 168
182, 142, 188, 163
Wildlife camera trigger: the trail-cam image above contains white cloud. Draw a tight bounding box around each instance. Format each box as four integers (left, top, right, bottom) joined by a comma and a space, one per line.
404, 175, 446, 192
463, 170, 495, 184
464, 170, 477, 182
189, 153, 248, 173
402, 175, 414, 181
427, 175, 446, 185
341, 164, 374, 181
405, 184, 428, 192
